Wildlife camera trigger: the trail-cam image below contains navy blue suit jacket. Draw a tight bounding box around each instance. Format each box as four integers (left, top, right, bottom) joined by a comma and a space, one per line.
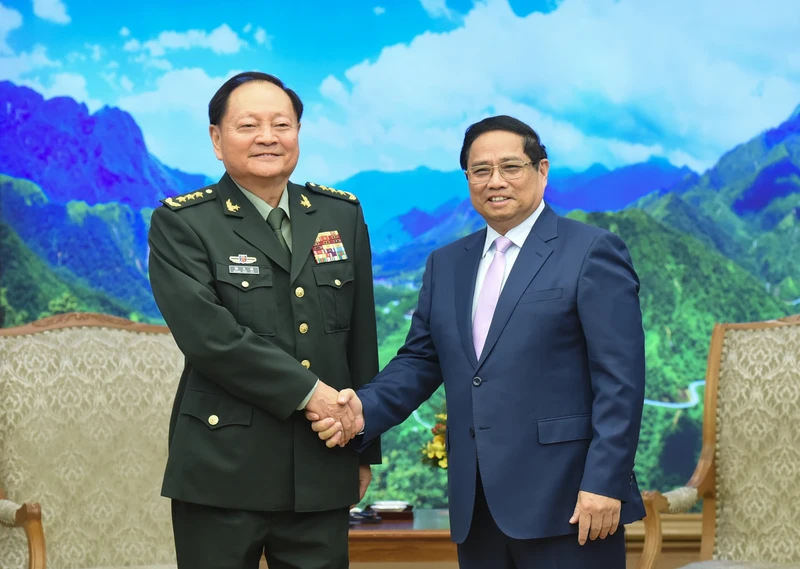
358, 204, 646, 543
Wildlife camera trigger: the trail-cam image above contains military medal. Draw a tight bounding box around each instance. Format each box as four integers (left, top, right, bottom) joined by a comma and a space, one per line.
229, 254, 257, 264
312, 231, 348, 263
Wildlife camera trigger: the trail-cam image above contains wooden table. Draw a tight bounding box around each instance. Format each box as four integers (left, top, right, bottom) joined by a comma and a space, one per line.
349, 509, 702, 566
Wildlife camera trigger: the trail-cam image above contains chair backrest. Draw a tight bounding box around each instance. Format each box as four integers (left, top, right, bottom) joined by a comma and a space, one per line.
711, 314, 800, 562
0, 313, 183, 569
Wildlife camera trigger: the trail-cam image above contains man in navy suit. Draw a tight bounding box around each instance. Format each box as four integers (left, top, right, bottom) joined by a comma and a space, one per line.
309, 115, 646, 568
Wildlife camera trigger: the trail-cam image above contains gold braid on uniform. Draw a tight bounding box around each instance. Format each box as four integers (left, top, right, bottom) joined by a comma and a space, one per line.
160, 187, 217, 210
305, 182, 359, 203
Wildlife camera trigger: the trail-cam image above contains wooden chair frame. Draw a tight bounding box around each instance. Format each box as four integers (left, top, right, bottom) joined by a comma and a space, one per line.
635, 314, 800, 569
0, 313, 171, 569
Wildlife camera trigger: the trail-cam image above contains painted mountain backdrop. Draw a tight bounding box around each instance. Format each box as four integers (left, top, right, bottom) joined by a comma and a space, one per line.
1, 80, 797, 506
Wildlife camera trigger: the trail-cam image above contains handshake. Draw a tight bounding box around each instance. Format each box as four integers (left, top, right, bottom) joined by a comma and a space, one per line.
304, 382, 363, 448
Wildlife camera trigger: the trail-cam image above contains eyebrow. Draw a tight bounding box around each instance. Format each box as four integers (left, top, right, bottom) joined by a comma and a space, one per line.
469, 156, 525, 167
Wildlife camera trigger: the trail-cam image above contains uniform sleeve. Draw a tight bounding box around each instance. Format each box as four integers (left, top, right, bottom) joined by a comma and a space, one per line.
347, 204, 382, 465
148, 206, 318, 420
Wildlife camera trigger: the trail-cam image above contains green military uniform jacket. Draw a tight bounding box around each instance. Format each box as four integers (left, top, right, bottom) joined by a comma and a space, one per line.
148, 172, 381, 513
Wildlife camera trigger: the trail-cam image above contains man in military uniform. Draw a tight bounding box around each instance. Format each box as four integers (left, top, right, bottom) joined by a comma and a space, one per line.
147, 71, 381, 569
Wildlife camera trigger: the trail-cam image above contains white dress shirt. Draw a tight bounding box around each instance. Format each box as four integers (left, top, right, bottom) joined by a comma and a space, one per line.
471, 199, 547, 322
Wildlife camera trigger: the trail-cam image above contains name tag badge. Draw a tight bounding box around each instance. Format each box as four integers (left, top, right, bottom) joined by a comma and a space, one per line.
229, 265, 260, 274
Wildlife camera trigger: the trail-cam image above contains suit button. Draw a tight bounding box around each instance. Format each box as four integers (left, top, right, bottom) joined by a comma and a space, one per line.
295, 287, 305, 298
469, 427, 475, 438
301, 359, 311, 369
241, 281, 250, 288
472, 377, 482, 387
334, 279, 342, 286
208, 415, 219, 426
299, 323, 309, 334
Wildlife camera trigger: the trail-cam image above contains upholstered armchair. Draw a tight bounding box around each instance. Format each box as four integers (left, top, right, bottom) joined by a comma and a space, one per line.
637, 315, 800, 569
0, 314, 184, 569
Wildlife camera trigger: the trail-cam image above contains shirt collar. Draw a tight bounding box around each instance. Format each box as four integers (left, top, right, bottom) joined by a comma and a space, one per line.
232, 178, 290, 221
482, 199, 546, 258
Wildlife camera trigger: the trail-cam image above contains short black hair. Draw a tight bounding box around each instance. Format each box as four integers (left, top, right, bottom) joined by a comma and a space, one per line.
459, 115, 547, 170
208, 71, 304, 126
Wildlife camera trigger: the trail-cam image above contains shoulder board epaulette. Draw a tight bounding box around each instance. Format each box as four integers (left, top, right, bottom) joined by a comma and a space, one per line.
160, 187, 217, 210
305, 182, 359, 204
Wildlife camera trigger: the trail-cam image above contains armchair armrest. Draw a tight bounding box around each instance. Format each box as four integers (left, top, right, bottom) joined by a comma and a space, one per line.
0, 489, 46, 569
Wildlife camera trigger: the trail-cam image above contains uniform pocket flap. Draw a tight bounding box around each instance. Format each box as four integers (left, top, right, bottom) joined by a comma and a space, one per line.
537, 414, 592, 444
519, 287, 563, 304
179, 389, 253, 430
312, 263, 355, 288
215, 263, 273, 290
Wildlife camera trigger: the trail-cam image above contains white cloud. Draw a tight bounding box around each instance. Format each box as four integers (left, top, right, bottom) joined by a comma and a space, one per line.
85, 42, 101, 61
33, 0, 70, 24
23, 72, 102, 111
243, 23, 252, 33
253, 26, 270, 47
0, 44, 60, 82
120, 75, 134, 92
132, 52, 172, 70
116, 67, 239, 176
374, 6, 386, 15
0, 3, 23, 55
306, 0, 800, 180
107, 60, 119, 69
419, 0, 453, 19
124, 23, 246, 57
119, 26, 130, 37
66, 51, 85, 63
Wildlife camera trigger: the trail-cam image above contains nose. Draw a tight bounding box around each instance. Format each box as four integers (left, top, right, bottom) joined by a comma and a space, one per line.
254, 125, 279, 144
486, 166, 507, 189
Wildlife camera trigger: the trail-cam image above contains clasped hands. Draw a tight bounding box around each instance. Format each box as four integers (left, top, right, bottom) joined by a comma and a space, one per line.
304, 383, 362, 448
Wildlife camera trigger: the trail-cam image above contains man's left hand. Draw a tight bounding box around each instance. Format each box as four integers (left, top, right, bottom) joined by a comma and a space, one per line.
568, 490, 621, 545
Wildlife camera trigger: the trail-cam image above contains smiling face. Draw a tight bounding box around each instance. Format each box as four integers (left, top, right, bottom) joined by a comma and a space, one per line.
466, 130, 549, 235
209, 80, 300, 188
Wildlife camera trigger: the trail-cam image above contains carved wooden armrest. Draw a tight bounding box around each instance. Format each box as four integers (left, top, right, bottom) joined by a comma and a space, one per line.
0, 489, 46, 569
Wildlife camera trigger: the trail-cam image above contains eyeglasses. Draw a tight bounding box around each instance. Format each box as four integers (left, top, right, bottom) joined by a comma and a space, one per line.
465, 160, 535, 183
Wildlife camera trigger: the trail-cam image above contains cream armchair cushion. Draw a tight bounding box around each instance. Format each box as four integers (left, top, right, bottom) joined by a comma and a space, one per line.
0, 316, 183, 569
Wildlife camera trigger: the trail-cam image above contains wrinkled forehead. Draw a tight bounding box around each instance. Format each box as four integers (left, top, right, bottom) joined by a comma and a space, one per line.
468, 130, 526, 165
224, 81, 296, 122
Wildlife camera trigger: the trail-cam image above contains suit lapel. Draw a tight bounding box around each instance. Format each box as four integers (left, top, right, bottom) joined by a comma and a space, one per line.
216, 174, 291, 274
454, 230, 486, 369
477, 205, 559, 367
287, 183, 320, 284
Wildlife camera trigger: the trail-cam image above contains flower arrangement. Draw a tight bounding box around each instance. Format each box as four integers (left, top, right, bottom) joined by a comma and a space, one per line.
421, 413, 448, 469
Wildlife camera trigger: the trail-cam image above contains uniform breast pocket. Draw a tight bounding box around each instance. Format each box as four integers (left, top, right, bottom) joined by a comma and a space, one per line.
312, 263, 355, 333
215, 263, 276, 336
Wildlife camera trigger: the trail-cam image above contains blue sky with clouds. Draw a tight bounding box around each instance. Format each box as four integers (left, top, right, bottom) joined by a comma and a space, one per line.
2, 0, 800, 184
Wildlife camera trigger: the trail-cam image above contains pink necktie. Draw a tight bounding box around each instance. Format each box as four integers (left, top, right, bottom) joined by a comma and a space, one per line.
473, 236, 513, 358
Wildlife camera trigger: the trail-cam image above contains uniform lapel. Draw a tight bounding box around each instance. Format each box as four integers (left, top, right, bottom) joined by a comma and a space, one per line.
454, 229, 486, 369
287, 182, 321, 285
477, 205, 559, 367
216, 173, 291, 273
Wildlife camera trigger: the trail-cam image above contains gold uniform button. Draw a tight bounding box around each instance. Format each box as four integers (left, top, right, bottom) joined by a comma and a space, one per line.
295, 287, 305, 298
334, 279, 342, 286
299, 323, 309, 334
208, 415, 219, 426
242, 281, 250, 288
205, 189, 213, 194
301, 359, 311, 369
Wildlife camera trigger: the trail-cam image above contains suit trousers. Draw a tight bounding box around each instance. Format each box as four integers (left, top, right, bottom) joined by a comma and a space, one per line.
456, 471, 626, 569
171, 500, 350, 569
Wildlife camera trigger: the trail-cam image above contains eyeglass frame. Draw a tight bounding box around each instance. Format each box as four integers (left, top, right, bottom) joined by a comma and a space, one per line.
463, 159, 544, 183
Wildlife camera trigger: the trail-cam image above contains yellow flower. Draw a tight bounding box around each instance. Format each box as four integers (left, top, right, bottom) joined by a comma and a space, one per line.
438, 457, 448, 468
435, 413, 447, 421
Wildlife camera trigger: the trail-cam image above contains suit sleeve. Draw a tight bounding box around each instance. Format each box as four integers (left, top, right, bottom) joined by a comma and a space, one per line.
577, 231, 646, 501
148, 206, 318, 420
357, 251, 444, 445
348, 205, 382, 464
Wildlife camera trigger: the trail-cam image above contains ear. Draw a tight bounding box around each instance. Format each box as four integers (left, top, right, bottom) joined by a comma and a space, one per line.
538, 158, 550, 182
209, 125, 223, 161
